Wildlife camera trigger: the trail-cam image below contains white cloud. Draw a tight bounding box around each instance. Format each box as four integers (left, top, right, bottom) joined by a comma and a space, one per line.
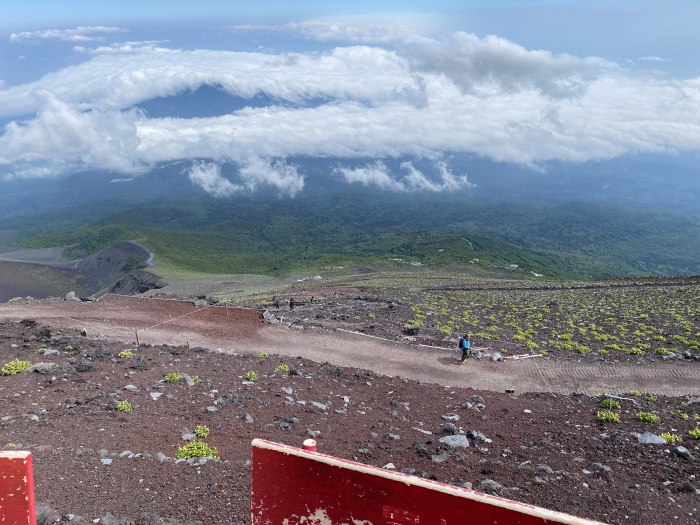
186, 158, 305, 197
335, 161, 405, 191
73, 41, 170, 54
336, 160, 474, 192
186, 161, 242, 197
0, 24, 699, 189
232, 20, 426, 45
0, 94, 143, 174
638, 56, 670, 63
238, 157, 305, 196
9, 26, 126, 43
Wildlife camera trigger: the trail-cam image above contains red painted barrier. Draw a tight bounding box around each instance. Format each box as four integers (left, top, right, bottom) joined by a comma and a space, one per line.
251, 439, 608, 525
0, 451, 37, 525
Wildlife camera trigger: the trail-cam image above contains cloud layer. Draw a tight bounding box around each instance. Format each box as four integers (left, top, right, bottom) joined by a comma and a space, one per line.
2, 23, 700, 196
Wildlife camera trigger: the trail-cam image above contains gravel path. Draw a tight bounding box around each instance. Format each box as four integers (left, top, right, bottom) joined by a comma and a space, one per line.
1, 295, 698, 396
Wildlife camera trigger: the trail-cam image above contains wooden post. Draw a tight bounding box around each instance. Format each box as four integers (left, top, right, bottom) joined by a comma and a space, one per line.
0, 451, 37, 525
135, 331, 140, 346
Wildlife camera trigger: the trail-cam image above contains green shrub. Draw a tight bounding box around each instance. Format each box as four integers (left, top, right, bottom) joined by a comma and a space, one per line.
244, 371, 258, 381
687, 428, 700, 440
116, 400, 133, 413
176, 441, 219, 459
164, 372, 183, 383
118, 349, 134, 359
597, 411, 620, 423
1, 359, 31, 376
35, 347, 48, 354
671, 409, 689, 421
636, 412, 661, 424
274, 364, 290, 375
629, 390, 656, 401
191, 375, 201, 383
660, 432, 681, 444
257, 352, 268, 359
194, 425, 210, 439
600, 399, 621, 410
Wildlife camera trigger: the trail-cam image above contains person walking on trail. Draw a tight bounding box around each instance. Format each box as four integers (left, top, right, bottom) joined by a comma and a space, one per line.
459, 333, 472, 364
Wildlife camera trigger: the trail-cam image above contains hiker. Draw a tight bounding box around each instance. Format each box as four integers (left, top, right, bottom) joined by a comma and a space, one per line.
458, 333, 472, 364
289, 297, 295, 310
272, 295, 280, 309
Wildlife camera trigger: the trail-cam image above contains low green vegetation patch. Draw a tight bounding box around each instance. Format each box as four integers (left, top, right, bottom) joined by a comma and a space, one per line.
115, 400, 133, 413
660, 432, 682, 444
1, 359, 31, 376
597, 411, 620, 423
118, 349, 134, 359
600, 398, 621, 410
176, 441, 219, 460
636, 412, 662, 424
164, 372, 183, 383
194, 425, 210, 439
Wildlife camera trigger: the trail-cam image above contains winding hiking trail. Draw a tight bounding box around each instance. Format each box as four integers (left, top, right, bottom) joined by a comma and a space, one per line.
1, 294, 698, 396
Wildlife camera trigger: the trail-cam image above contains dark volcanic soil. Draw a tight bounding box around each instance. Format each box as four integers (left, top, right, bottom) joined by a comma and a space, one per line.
1, 319, 699, 525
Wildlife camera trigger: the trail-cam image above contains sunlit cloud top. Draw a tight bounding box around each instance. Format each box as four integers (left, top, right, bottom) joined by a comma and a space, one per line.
1, 12, 700, 196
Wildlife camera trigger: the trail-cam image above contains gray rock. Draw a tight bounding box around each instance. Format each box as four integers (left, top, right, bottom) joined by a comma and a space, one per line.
467, 430, 492, 444
311, 401, 328, 410
384, 433, 401, 441
589, 463, 612, 473
431, 454, 448, 463
638, 431, 667, 444
155, 452, 167, 462
181, 432, 196, 441
206, 406, 219, 413
100, 458, 113, 465
413, 427, 433, 435
136, 513, 165, 525
478, 479, 505, 496
534, 476, 548, 484
35, 503, 61, 525
281, 386, 293, 395
243, 413, 254, 423
42, 348, 59, 357
536, 464, 554, 474
442, 423, 458, 435
98, 449, 110, 458
441, 412, 460, 422
29, 362, 76, 375
382, 463, 396, 469
65, 291, 79, 301
439, 435, 470, 448
98, 513, 118, 525
149, 392, 163, 400
674, 446, 694, 461
124, 384, 139, 392
182, 373, 196, 387
119, 450, 133, 457
307, 429, 321, 438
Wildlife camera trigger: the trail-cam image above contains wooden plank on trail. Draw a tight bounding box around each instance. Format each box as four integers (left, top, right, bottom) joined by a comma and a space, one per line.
0, 450, 37, 525
251, 439, 608, 525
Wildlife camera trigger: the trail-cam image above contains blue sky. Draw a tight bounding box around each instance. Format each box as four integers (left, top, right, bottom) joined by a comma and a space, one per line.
1, 1, 699, 195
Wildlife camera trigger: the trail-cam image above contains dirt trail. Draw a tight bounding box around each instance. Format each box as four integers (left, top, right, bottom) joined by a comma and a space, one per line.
1, 296, 698, 396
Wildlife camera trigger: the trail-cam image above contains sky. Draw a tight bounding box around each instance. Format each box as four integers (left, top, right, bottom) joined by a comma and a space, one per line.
1, 1, 699, 196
